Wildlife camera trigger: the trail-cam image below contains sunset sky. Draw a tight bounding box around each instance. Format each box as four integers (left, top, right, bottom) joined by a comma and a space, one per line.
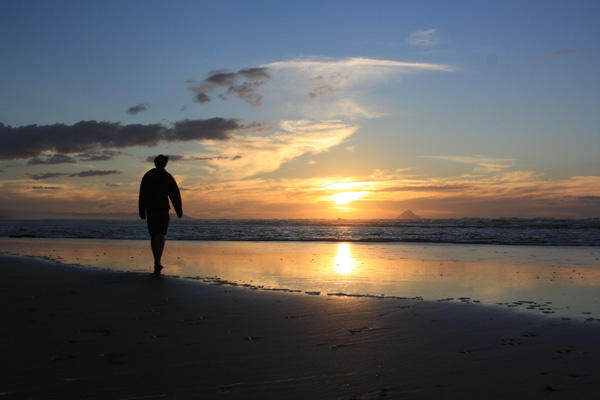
1, 1, 599, 219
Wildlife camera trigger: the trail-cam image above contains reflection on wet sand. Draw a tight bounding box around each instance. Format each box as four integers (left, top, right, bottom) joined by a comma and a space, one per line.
334, 243, 355, 274
1, 238, 599, 318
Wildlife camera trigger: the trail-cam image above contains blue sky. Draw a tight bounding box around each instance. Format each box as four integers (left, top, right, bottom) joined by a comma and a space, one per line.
1, 1, 599, 218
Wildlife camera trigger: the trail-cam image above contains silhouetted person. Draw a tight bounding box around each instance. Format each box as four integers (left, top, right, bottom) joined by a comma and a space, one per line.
139, 154, 182, 275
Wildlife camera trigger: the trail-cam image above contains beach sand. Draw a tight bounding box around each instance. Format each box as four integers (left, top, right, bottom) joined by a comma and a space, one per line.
2, 254, 599, 399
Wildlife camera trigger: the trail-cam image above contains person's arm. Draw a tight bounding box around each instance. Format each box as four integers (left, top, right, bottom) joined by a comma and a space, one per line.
169, 175, 183, 218
138, 175, 147, 219
169, 176, 183, 218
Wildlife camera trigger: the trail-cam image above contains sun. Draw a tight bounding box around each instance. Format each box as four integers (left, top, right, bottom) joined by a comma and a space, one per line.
329, 191, 365, 205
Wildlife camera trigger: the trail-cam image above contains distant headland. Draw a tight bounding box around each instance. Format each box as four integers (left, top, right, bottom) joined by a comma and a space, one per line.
396, 209, 422, 220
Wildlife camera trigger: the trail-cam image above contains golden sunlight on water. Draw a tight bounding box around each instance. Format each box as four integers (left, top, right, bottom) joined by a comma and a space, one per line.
333, 243, 355, 274
2, 238, 600, 319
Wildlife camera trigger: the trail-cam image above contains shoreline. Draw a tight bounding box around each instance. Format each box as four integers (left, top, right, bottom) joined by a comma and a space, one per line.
2, 237, 600, 321
2, 254, 600, 399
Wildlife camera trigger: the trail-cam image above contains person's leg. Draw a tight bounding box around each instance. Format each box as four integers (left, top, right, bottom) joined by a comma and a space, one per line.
151, 234, 165, 265
146, 210, 169, 275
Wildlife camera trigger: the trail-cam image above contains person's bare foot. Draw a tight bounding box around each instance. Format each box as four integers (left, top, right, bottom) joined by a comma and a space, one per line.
153, 264, 164, 276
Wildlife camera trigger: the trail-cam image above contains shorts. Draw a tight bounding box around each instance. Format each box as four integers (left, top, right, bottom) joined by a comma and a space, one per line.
146, 210, 170, 236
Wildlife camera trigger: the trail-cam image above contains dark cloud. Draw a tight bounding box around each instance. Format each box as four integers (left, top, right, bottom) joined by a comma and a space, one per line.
188, 67, 270, 106
0, 118, 245, 160
28, 170, 120, 180
127, 103, 149, 115
71, 170, 121, 177
77, 150, 120, 162
145, 154, 242, 162
226, 81, 264, 106
27, 154, 77, 165
167, 118, 239, 141
190, 155, 241, 161
577, 195, 600, 202
194, 92, 211, 103
29, 172, 69, 180
145, 154, 185, 163
238, 68, 270, 80
106, 183, 120, 187
30, 186, 61, 190
308, 85, 336, 99
550, 48, 582, 57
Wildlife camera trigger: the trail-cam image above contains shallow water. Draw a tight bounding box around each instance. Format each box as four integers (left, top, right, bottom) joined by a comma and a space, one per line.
1, 238, 600, 320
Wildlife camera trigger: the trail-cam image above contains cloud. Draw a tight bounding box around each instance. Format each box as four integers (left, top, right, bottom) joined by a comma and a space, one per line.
549, 48, 582, 57
203, 120, 358, 179
188, 67, 271, 106
308, 85, 336, 99
29, 172, 69, 180
27, 154, 77, 165
71, 170, 121, 177
421, 155, 514, 173
263, 57, 453, 120
28, 170, 121, 180
144, 154, 241, 163
407, 29, 438, 47
77, 150, 120, 162
30, 186, 61, 190
265, 57, 453, 75
374, 184, 471, 192
127, 103, 149, 115
5, 166, 600, 218
145, 154, 184, 163
0, 118, 247, 160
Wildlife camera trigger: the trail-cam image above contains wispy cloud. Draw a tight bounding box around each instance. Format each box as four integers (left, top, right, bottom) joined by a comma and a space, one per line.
27, 154, 77, 165
549, 48, 582, 57
421, 155, 514, 173
263, 57, 453, 120
30, 185, 61, 190
77, 150, 120, 162
5, 166, 600, 218
28, 170, 121, 180
203, 120, 358, 179
28, 172, 68, 180
144, 154, 242, 163
407, 29, 438, 47
265, 57, 453, 75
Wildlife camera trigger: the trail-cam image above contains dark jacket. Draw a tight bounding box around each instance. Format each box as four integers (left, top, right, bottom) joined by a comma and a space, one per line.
138, 168, 182, 219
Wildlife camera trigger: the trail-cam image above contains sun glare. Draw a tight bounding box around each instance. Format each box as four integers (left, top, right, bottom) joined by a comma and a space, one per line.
329, 191, 365, 205
334, 243, 355, 274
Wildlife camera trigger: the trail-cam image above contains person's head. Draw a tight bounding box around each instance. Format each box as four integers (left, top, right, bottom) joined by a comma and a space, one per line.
154, 154, 168, 169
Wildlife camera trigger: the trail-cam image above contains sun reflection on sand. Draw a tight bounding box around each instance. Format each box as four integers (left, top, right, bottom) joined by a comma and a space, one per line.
333, 243, 355, 274
2, 238, 600, 318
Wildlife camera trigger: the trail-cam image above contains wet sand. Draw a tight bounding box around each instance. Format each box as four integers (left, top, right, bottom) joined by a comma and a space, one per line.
3, 238, 600, 319
2, 254, 600, 399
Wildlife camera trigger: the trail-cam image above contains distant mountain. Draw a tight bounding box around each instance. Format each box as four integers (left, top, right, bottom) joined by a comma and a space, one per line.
397, 209, 421, 219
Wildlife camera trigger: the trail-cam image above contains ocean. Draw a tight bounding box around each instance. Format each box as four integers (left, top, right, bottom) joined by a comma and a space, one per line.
1, 218, 599, 246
